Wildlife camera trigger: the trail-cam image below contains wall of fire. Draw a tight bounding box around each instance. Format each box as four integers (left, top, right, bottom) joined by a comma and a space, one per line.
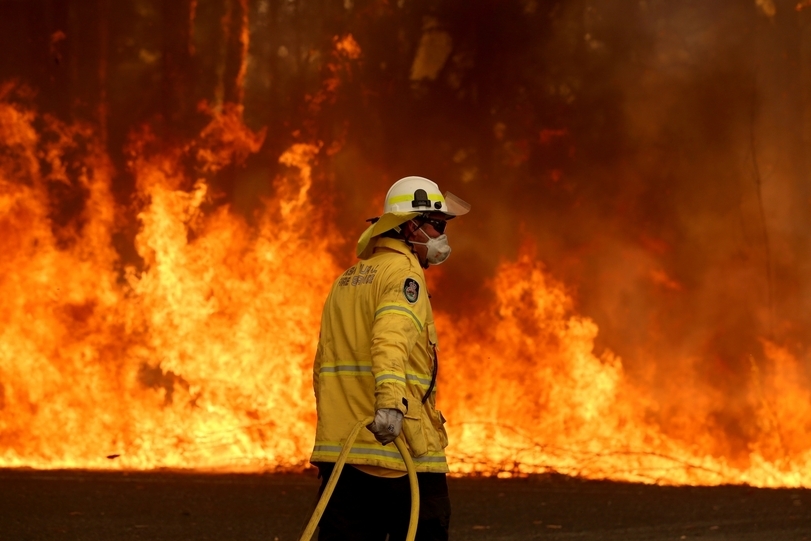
2, 0, 811, 479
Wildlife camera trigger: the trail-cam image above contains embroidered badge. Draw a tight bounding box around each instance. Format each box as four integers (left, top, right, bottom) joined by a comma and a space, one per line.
403, 277, 420, 304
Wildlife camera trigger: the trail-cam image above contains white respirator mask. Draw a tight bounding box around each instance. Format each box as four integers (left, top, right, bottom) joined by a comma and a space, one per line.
410, 228, 452, 265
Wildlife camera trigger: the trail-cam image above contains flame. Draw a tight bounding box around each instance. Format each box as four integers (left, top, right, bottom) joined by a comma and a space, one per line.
437, 251, 811, 486
2, 82, 811, 487
235, 0, 250, 104
0, 89, 335, 471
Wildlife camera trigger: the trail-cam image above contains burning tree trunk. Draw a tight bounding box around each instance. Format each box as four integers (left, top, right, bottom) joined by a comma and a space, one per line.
98, 0, 109, 148
213, 0, 250, 110
162, 0, 197, 136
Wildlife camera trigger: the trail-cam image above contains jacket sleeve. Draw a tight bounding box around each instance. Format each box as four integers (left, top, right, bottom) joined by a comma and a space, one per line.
370, 271, 429, 415
312, 292, 331, 398
312, 340, 322, 397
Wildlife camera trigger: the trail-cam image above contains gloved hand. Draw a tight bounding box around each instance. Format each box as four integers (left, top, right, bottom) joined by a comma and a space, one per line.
366, 408, 404, 445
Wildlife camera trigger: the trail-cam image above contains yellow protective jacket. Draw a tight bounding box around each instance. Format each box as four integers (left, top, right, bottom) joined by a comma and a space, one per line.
310, 237, 449, 473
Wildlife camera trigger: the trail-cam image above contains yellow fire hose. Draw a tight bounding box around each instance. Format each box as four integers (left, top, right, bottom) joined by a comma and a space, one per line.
299, 416, 420, 541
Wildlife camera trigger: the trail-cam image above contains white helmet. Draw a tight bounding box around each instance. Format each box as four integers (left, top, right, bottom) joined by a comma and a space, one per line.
383, 176, 471, 217
356, 176, 470, 259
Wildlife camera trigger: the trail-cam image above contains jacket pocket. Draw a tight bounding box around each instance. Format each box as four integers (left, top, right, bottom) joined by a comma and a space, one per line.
426, 322, 438, 355
435, 409, 449, 448
423, 322, 438, 404
402, 399, 428, 457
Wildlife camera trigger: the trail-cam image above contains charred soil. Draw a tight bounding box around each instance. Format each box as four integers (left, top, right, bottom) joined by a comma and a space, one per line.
1, 469, 809, 540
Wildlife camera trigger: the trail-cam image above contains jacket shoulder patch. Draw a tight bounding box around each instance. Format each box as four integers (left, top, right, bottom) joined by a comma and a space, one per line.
403, 277, 420, 304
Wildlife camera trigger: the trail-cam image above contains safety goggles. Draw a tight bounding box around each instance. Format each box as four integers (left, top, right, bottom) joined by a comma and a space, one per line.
418, 217, 447, 234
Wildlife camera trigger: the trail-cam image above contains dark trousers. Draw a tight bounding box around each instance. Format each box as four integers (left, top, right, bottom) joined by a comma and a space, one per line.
314, 463, 451, 541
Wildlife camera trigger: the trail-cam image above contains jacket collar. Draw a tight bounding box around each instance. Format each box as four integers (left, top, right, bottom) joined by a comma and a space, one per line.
373, 237, 419, 264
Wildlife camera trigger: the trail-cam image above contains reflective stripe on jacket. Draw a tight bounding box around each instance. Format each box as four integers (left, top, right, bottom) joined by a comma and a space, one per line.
310, 237, 449, 473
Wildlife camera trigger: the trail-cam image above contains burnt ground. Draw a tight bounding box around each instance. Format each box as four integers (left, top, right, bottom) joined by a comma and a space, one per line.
1, 469, 810, 541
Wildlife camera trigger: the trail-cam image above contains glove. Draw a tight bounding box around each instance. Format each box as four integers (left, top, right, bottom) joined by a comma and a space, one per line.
366, 408, 404, 445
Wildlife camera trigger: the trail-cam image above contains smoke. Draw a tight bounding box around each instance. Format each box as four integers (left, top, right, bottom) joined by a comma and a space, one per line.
290, 0, 811, 459
3, 0, 811, 466
515, 1, 811, 459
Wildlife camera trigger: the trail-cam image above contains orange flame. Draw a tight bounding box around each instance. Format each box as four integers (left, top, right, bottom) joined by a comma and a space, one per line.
437, 251, 811, 485
2, 81, 811, 487
0, 89, 334, 471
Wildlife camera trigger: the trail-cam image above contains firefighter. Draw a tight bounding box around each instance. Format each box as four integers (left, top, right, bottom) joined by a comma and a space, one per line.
310, 176, 470, 540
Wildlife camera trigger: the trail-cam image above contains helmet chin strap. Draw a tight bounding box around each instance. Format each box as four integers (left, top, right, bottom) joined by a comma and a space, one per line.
403, 221, 430, 269
414, 247, 429, 269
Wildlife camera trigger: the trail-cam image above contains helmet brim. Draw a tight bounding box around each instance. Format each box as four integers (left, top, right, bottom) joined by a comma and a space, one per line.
356, 211, 421, 259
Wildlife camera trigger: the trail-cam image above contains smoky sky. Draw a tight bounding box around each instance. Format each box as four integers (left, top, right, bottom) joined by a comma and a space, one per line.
2, 0, 811, 435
